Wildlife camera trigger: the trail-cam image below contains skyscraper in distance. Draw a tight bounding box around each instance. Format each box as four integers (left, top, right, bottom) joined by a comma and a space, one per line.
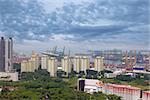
0, 37, 13, 72
0, 37, 5, 72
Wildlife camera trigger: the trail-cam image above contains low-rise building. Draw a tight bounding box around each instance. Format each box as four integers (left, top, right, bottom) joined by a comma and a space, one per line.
78, 78, 100, 94
142, 91, 150, 100
78, 79, 141, 100
101, 83, 141, 100
104, 73, 116, 78
0, 72, 18, 81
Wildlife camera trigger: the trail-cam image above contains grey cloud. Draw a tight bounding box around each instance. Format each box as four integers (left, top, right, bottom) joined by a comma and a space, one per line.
0, 0, 149, 50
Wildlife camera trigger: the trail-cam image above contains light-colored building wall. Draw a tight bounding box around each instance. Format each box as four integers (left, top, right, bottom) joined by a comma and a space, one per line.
31, 52, 39, 70
0, 72, 18, 81
47, 57, 57, 77
21, 60, 28, 72
61, 56, 72, 74
102, 84, 141, 100
142, 91, 150, 100
4, 38, 13, 72
21, 60, 35, 72
94, 56, 104, 72
74, 56, 81, 73
28, 60, 36, 72
5, 39, 9, 72
79, 79, 141, 100
41, 55, 49, 69
21, 52, 39, 72
81, 56, 90, 72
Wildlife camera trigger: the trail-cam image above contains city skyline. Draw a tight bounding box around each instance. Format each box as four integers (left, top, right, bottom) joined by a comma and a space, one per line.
0, 0, 149, 54
0, 1, 150, 99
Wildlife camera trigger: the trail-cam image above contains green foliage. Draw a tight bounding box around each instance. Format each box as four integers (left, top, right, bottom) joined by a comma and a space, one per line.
13, 63, 21, 73
21, 69, 51, 81
116, 75, 134, 82
0, 69, 120, 100
86, 69, 99, 79
144, 74, 150, 80
101, 78, 121, 84
100, 70, 113, 75
68, 70, 77, 78
107, 94, 121, 100
57, 70, 66, 78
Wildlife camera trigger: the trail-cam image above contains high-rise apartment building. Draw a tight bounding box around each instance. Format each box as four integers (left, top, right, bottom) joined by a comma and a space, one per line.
73, 56, 90, 73
41, 55, 49, 69
0, 37, 5, 72
47, 57, 57, 77
21, 52, 39, 72
74, 56, 81, 73
61, 56, 72, 74
0, 37, 13, 72
0, 37, 18, 81
30, 51, 39, 70
21, 60, 28, 72
81, 56, 90, 72
94, 56, 104, 72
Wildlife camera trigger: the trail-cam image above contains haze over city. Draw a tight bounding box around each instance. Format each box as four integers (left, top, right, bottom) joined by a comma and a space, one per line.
0, 0, 149, 54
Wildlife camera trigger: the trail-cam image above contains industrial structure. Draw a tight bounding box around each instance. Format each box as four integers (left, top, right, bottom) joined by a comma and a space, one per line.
122, 50, 136, 69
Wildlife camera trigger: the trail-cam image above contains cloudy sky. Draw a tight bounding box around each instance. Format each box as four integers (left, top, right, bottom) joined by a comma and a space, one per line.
0, 0, 149, 54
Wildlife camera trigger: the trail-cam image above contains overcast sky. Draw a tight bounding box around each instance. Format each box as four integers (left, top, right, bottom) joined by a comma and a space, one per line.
0, 0, 149, 54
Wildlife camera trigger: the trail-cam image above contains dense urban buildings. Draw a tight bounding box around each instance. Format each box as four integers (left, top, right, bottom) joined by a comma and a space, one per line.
18, 46, 150, 100
20, 49, 150, 76
21, 52, 39, 72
